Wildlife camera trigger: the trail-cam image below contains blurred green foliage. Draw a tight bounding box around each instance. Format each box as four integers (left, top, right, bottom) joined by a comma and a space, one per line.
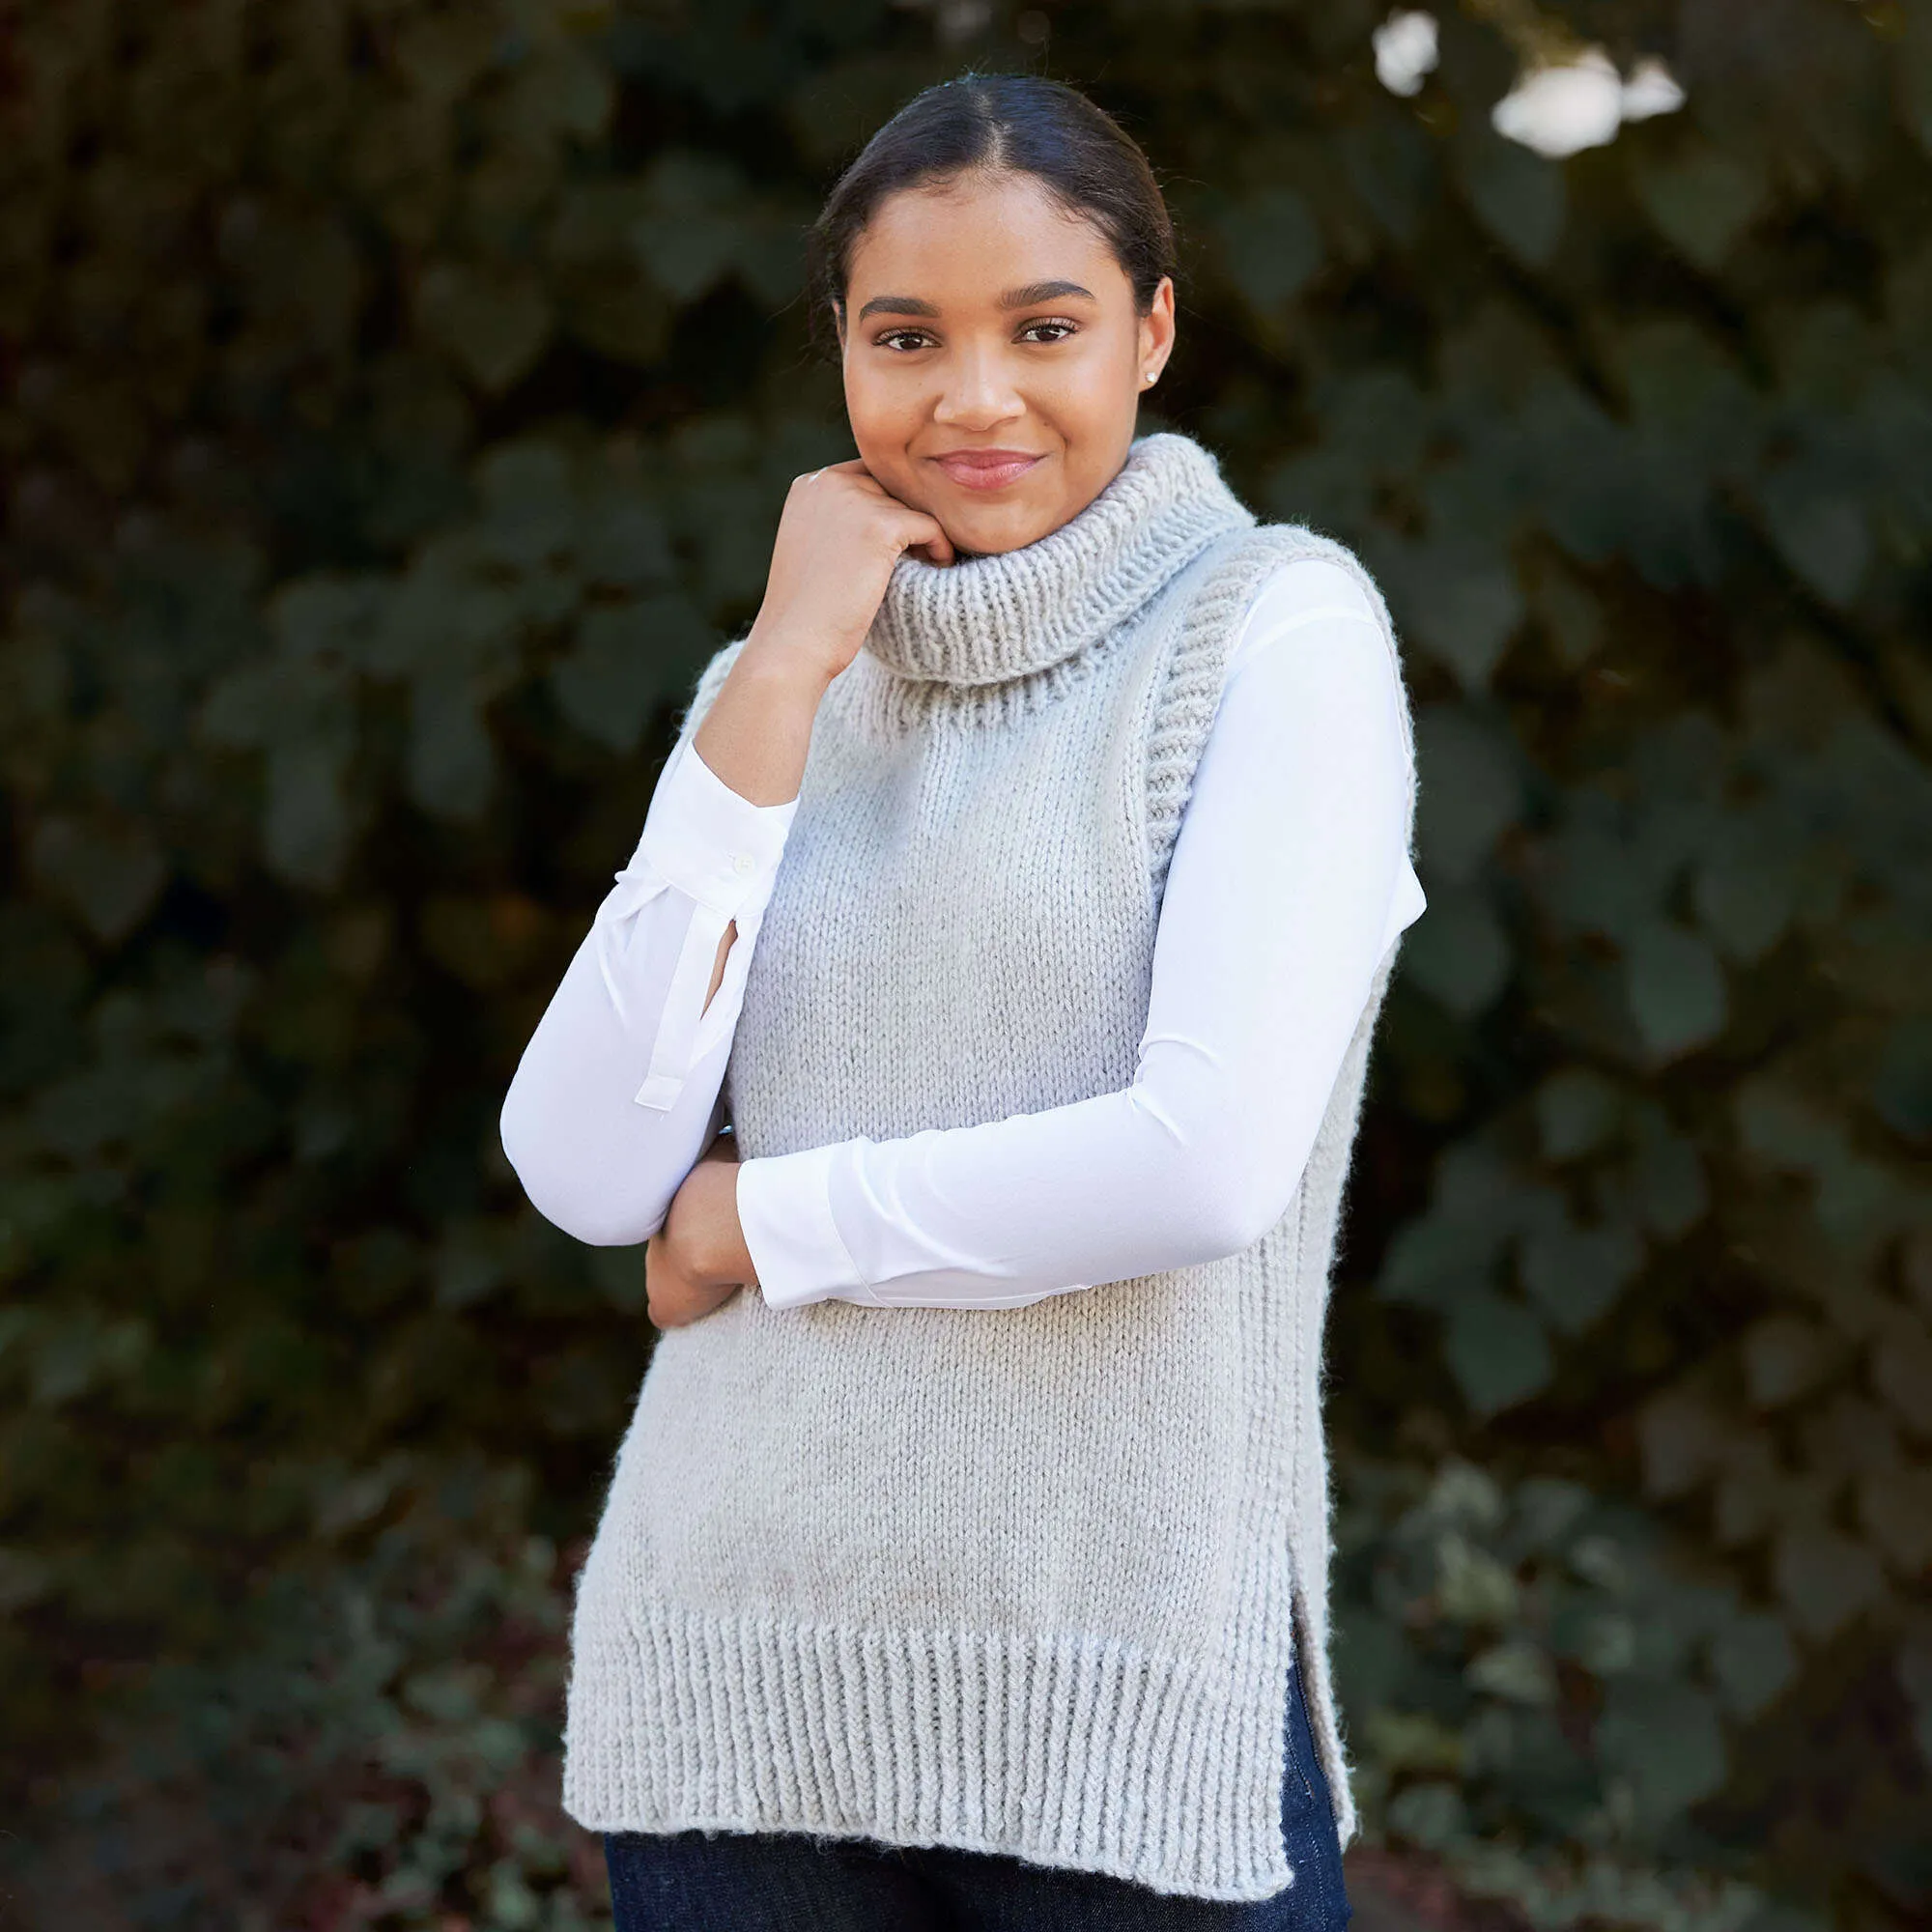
3, 0, 1928, 1925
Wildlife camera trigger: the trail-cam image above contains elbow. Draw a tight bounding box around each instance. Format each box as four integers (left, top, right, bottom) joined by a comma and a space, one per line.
1128, 1055, 1313, 1264
1161, 1122, 1306, 1264
1171, 1183, 1284, 1265
499, 1091, 665, 1248
530, 1188, 665, 1250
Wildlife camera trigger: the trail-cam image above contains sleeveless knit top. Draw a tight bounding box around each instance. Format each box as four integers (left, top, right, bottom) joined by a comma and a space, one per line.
560, 431, 1420, 1901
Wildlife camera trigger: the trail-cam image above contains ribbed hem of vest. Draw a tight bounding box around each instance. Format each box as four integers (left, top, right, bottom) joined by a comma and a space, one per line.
561, 1601, 1302, 1903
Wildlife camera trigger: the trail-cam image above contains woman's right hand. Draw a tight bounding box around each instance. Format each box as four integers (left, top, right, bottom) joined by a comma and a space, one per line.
688, 460, 952, 813
746, 459, 956, 681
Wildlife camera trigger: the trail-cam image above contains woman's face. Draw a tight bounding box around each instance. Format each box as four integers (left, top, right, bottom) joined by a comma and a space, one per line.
836, 168, 1175, 557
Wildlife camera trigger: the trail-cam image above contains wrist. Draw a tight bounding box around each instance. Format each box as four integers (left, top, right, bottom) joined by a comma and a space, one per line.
740, 619, 847, 690
687, 1158, 757, 1288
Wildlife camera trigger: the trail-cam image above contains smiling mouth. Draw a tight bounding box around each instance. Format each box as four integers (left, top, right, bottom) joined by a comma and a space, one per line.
932, 451, 1046, 493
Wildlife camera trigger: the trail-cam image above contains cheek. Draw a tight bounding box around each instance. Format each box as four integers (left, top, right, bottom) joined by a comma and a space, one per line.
839, 415, 915, 499
1034, 342, 1134, 413
840, 383, 892, 453
843, 367, 923, 446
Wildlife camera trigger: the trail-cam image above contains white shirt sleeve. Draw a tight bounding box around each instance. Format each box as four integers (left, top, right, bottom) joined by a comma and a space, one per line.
735, 557, 1427, 1310
499, 726, 797, 1246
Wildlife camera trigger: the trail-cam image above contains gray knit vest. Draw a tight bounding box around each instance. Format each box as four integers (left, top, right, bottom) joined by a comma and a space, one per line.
561, 432, 1420, 1901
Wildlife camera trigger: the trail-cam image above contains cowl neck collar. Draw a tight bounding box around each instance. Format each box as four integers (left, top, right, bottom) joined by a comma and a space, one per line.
862, 431, 1255, 688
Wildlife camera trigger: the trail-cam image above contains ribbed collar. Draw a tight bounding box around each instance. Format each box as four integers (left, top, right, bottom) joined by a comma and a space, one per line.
862, 431, 1256, 688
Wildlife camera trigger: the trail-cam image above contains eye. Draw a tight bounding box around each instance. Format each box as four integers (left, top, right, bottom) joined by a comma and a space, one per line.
870, 319, 1081, 352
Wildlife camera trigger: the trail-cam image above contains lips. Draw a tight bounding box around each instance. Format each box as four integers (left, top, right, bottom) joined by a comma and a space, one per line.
932, 449, 1046, 492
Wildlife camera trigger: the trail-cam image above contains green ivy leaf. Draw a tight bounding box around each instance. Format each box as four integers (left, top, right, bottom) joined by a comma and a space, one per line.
1772, 1522, 1886, 1637
1634, 1387, 1731, 1501
1400, 881, 1513, 1017
631, 151, 753, 302
1524, 553, 1607, 668
1628, 1100, 1710, 1238
416, 262, 554, 394
1467, 1639, 1558, 1706
409, 680, 497, 822
1379, 1140, 1521, 1308
1413, 704, 1522, 883
1399, 536, 1524, 691
1338, 114, 1435, 246
1445, 1290, 1554, 1417
26, 815, 168, 943
1597, 1677, 1729, 1825
1624, 918, 1728, 1062
1709, 1609, 1797, 1719
1755, 460, 1872, 608
1691, 811, 1799, 964
552, 593, 708, 753
1535, 1069, 1624, 1162
1518, 1208, 1644, 1335
1631, 140, 1770, 271
1213, 186, 1325, 314
1740, 1315, 1836, 1410
1455, 127, 1566, 268
1860, 1465, 1932, 1576
1386, 1778, 1469, 1849
265, 737, 356, 890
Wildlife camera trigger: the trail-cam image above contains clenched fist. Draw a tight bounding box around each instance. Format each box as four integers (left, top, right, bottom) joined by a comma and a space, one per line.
745, 458, 956, 681
647, 1130, 755, 1329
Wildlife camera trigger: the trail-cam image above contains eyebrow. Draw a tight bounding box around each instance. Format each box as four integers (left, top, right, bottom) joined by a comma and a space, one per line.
854, 279, 1098, 322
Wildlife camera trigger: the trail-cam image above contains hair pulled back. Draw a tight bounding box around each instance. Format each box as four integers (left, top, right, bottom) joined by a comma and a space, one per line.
804, 72, 1178, 363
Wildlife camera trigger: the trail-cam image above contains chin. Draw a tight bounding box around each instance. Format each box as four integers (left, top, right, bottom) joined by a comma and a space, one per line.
943, 502, 1057, 556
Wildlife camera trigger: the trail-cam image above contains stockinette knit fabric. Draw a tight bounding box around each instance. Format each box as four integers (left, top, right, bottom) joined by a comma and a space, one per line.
560, 430, 1420, 1901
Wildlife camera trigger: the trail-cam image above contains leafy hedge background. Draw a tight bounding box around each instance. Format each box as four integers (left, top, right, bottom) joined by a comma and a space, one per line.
3, 0, 1928, 1925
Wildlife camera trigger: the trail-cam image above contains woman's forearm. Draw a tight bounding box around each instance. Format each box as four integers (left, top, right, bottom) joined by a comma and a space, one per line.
685, 637, 836, 1017
499, 654, 807, 1244
691, 627, 838, 807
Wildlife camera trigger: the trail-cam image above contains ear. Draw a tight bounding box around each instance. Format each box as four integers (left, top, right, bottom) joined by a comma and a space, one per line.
832, 298, 846, 355
1137, 275, 1177, 384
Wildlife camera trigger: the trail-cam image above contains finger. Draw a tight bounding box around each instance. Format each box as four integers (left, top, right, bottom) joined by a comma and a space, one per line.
790, 459, 860, 497
805, 457, 872, 485
837, 465, 895, 500
903, 514, 954, 566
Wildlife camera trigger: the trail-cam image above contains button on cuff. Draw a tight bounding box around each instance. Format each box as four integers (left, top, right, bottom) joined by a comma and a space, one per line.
634, 735, 797, 913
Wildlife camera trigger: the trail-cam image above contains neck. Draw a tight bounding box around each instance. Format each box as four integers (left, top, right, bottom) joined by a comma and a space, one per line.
863, 432, 1256, 688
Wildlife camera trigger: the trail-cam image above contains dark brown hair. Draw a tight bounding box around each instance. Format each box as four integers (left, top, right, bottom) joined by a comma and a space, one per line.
803, 72, 1178, 362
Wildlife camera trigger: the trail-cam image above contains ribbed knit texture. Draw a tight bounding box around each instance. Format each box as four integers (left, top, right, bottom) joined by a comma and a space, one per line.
560, 432, 1420, 1901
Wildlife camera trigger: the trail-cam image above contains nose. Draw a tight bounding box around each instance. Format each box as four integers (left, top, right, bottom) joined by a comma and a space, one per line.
931, 343, 1025, 430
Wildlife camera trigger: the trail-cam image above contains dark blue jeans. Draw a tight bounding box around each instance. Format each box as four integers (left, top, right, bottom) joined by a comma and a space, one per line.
603, 1662, 1350, 1930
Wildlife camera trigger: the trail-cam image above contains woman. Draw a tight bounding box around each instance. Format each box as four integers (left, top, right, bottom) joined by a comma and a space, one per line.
501, 72, 1424, 1930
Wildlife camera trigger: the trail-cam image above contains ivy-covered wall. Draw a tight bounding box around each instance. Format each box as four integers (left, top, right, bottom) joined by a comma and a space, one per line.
4, 2, 1927, 1926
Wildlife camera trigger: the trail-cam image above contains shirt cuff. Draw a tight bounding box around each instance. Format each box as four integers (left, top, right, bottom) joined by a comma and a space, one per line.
737, 1145, 871, 1310
632, 735, 798, 919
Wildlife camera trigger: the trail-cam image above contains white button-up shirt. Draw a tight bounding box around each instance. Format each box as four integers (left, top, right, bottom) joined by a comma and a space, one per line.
500, 556, 1427, 1307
